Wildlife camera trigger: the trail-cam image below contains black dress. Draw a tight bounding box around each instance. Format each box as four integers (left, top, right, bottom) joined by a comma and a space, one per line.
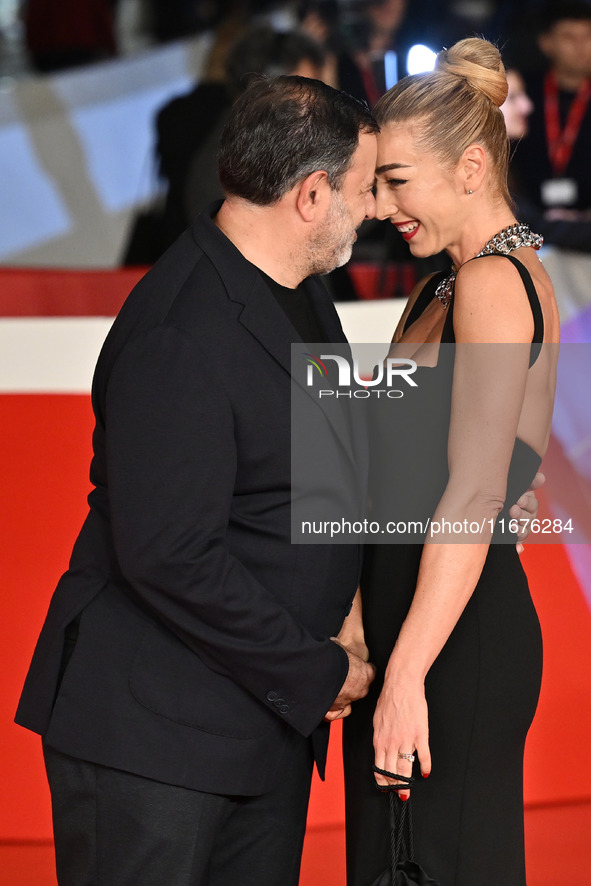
343, 255, 545, 886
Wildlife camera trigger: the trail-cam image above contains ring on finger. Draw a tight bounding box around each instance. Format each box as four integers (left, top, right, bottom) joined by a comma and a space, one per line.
397, 752, 415, 763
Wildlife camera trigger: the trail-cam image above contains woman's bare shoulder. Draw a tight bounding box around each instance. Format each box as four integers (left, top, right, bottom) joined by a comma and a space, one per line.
453, 254, 536, 343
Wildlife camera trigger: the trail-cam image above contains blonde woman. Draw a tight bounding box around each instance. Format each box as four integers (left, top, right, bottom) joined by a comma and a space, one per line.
340, 38, 560, 886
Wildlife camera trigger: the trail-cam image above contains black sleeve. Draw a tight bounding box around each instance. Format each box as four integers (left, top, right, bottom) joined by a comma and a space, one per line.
104, 323, 349, 737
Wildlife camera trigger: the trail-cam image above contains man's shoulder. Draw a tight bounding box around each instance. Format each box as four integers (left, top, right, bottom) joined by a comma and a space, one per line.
122, 229, 210, 319
96, 227, 236, 370
124, 213, 241, 319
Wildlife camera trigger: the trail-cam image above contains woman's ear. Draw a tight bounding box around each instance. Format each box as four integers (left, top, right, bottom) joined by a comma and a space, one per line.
460, 143, 487, 194
296, 170, 331, 221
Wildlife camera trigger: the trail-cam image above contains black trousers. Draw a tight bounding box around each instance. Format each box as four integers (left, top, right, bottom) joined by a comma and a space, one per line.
44, 738, 314, 886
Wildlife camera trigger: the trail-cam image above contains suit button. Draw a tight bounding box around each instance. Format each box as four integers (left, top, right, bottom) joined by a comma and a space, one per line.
267, 691, 278, 702
278, 704, 290, 714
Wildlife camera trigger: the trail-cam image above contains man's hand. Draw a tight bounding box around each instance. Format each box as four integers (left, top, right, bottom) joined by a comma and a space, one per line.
325, 639, 375, 722
509, 470, 545, 553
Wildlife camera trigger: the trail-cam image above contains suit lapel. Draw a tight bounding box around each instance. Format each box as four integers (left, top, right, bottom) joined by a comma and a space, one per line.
192, 207, 357, 468
240, 277, 358, 470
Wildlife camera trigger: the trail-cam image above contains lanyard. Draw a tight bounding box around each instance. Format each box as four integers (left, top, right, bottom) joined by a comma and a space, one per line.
544, 70, 591, 177
360, 64, 381, 109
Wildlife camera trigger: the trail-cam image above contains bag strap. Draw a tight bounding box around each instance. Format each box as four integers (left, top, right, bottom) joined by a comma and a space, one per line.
373, 765, 416, 882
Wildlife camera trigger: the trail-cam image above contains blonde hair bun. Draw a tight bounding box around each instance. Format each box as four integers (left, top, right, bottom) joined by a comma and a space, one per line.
436, 37, 508, 108
372, 35, 511, 204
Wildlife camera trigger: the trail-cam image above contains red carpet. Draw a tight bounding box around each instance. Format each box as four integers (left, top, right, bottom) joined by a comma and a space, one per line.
2, 394, 591, 881
2, 802, 591, 886
1, 267, 591, 882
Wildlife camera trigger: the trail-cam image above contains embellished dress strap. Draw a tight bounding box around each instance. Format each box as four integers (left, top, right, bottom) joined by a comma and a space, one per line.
403, 270, 448, 333
441, 253, 545, 367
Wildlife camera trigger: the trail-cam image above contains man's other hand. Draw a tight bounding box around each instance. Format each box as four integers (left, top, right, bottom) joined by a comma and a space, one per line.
324, 639, 376, 721
510, 470, 545, 552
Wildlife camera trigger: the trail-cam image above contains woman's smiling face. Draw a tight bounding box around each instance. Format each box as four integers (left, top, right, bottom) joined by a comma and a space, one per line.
374, 122, 466, 258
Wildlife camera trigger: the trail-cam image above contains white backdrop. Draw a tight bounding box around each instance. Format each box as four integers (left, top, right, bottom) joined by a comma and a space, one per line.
0, 298, 406, 392
0, 36, 209, 267
0, 38, 588, 324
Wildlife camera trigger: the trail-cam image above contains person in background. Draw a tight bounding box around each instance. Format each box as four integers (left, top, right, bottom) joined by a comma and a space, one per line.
349, 0, 408, 106
22, 0, 116, 73
154, 23, 327, 253
300, 0, 408, 106
503, 68, 534, 139
145, 0, 231, 43
503, 65, 591, 252
512, 1, 591, 228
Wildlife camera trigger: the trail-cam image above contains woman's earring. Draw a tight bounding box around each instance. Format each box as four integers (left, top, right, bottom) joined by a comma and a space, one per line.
467, 189, 473, 195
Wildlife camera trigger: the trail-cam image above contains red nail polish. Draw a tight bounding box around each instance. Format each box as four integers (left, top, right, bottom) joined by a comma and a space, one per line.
423, 773, 430, 779
400, 794, 409, 801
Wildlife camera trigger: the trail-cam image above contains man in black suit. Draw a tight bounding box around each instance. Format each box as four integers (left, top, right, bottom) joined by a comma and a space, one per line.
16, 75, 378, 885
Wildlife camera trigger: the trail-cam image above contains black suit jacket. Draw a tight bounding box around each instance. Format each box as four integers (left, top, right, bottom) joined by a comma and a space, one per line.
16, 206, 363, 795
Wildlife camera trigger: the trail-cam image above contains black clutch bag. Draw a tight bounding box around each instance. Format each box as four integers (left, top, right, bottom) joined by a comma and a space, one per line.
369, 766, 440, 886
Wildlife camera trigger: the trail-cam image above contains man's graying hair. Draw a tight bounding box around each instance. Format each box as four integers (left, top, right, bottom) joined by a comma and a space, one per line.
218, 75, 379, 205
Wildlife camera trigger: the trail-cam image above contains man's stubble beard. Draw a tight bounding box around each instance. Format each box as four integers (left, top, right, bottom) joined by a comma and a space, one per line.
304, 189, 356, 277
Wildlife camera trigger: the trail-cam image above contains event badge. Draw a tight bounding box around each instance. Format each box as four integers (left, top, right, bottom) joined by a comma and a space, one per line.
541, 178, 578, 207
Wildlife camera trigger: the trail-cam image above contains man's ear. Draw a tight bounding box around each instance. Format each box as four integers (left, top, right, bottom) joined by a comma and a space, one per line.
296, 170, 331, 221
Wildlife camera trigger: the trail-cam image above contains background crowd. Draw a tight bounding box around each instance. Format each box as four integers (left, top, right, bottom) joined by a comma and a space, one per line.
1, 5, 591, 884
1, 0, 591, 296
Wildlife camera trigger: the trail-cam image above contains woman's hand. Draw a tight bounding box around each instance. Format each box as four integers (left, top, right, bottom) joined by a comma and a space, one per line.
373, 674, 431, 800
336, 588, 370, 663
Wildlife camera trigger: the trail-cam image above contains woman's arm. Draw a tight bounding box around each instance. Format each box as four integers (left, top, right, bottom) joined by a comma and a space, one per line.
326, 588, 373, 722
336, 588, 369, 662
373, 255, 537, 794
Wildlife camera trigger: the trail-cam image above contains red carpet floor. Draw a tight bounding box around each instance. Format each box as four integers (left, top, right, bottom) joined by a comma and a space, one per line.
2, 802, 591, 886
2, 276, 590, 884
302, 801, 591, 884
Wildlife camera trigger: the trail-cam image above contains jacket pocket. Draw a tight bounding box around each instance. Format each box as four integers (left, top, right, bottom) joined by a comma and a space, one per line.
129, 620, 276, 740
